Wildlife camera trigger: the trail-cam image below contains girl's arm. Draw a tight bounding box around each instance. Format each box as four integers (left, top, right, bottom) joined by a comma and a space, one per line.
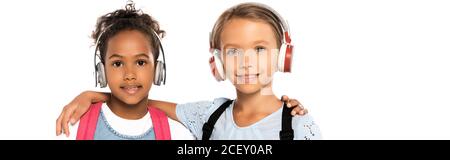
55, 91, 178, 137
56, 91, 306, 137
150, 96, 304, 122
148, 100, 178, 121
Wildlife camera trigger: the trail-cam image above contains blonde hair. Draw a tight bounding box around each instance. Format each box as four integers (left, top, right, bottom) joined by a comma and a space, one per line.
210, 2, 285, 50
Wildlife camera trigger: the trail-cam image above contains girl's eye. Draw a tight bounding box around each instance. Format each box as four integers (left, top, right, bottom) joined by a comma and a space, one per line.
255, 46, 266, 53
112, 61, 123, 67
137, 60, 147, 66
226, 48, 241, 56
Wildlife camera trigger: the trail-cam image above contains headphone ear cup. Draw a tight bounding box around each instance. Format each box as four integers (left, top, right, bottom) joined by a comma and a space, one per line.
209, 49, 225, 81
160, 63, 166, 85
96, 62, 107, 88
154, 61, 163, 86
284, 44, 293, 72
278, 43, 294, 72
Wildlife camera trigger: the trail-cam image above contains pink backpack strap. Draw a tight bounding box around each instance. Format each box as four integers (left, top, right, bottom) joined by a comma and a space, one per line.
148, 106, 171, 140
76, 102, 102, 140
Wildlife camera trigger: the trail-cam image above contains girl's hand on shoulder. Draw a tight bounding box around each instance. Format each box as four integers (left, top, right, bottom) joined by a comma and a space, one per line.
281, 95, 308, 116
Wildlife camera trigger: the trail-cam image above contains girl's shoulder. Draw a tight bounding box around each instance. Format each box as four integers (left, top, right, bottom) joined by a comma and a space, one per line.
174, 97, 232, 139
177, 97, 231, 113
292, 114, 322, 140
175, 97, 231, 122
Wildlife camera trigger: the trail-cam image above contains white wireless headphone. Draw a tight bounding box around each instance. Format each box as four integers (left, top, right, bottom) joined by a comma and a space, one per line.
94, 25, 166, 88
209, 3, 294, 81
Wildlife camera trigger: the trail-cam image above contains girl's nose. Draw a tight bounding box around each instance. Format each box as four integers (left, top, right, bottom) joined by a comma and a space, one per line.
124, 67, 137, 81
124, 73, 136, 81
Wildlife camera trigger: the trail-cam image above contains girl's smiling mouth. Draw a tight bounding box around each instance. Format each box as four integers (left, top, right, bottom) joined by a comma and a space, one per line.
236, 73, 259, 83
120, 84, 143, 95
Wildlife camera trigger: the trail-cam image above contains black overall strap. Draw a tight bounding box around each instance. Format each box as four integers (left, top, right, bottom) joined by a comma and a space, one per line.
280, 102, 294, 140
202, 100, 233, 140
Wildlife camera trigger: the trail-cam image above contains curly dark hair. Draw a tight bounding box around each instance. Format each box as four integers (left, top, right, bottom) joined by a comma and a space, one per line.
93, 3, 165, 65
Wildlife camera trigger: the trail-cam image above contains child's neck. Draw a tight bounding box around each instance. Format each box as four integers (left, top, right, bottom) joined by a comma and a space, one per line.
106, 95, 148, 120
233, 84, 282, 127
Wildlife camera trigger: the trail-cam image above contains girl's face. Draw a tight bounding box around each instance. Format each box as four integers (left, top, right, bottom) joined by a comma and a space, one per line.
220, 18, 279, 95
105, 30, 154, 105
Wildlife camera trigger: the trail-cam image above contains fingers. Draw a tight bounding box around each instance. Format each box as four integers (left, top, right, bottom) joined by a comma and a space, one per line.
61, 104, 77, 137
291, 107, 300, 116
281, 95, 289, 102
281, 97, 307, 116
291, 108, 308, 116
56, 108, 64, 136
281, 95, 291, 107
282, 96, 302, 109
287, 99, 302, 109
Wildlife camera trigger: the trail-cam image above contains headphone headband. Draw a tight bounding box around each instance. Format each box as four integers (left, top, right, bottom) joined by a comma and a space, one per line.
209, 3, 291, 49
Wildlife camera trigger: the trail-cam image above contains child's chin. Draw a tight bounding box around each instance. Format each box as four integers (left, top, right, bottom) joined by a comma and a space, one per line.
120, 96, 145, 105
236, 84, 262, 94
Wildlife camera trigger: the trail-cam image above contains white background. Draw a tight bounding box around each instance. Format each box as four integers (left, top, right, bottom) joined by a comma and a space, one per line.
0, 0, 449, 139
